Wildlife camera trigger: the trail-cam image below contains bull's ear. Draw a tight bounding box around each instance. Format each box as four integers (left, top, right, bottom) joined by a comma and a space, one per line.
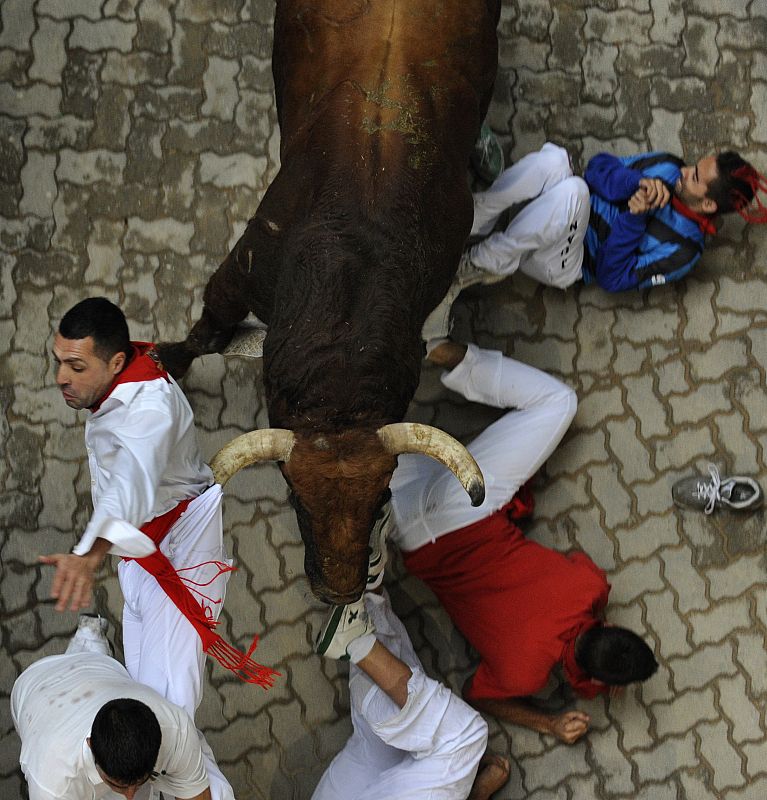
377, 423, 485, 506
211, 429, 296, 485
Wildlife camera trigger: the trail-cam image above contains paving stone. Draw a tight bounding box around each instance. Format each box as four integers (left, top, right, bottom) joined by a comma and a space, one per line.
654, 427, 716, 470
631, 733, 697, 782
689, 597, 752, 645
670, 642, 738, 692
707, 554, 766, 601
518, 742, 590, 789
0, 84, 61, 118
659, 545, 708, 613
124, 216, 194, 254
610, 557, 664, 604
616, 515, 678, 562
0, 0, 36, 50
734, 631, 767, 698
19, 153, 57, 218
201, 55, 240, 120
36, 0, 103, 18
669, 382, 731, 425
682, 16, 719, 78
699, 719, 747, 791
713, 413, 760, 474
29, 18, 68, 85
645, 589, 692, 657
654, 686, 719, 740
718, 672, 763, 744
70, 19, 138, 53
624, 375, 669, 438
647, 107, 684, 155
199, 153, 269, 188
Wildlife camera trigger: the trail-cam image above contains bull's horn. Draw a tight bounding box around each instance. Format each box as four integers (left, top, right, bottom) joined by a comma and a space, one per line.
377, 423, 485, 506
211, 429, 296, 486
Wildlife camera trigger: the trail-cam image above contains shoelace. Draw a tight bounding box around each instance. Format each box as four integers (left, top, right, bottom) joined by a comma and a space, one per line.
694, 464, 731, 515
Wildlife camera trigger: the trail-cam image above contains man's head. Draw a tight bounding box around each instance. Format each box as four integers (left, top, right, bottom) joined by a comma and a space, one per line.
88, 698, 161, 799
54, 297, 131, 409
575, 625, 658, 686
675, 151, 756, 216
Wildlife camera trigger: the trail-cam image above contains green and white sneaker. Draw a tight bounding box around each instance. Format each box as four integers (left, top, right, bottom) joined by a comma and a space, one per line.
470, 122, 504, 185
367, 502, 392, 590
673, 464, 764, 514
315, 598, 375, 661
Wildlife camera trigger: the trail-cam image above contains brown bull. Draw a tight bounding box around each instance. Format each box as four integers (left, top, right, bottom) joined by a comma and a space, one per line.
158, 0, 501, 604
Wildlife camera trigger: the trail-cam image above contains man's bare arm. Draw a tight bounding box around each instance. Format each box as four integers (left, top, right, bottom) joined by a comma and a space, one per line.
463, 678, 590, 745
177, 788, 212, 800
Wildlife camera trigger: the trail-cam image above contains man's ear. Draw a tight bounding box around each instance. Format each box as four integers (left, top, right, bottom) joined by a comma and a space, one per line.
109, 351, 126, 376
86, 736, 91, 750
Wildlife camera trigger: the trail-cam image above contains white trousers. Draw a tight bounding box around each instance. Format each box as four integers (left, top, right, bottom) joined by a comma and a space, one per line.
421, 144, 590, 340
118, 484, 234, 800
390, 345, 577, 551
469, 142, 590, 289
312, 591, 487, 800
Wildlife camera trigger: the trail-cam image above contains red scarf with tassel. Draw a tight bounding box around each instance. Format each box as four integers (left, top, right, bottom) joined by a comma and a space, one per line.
670, 197, 717, 236
101, 343, 279, 688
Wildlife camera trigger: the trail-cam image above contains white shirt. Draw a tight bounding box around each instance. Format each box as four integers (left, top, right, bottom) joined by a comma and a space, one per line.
11, 653, 209, 800
72, 374, 213, 559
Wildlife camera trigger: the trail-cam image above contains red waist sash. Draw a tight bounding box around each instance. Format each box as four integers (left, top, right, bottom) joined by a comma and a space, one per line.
124, 497, 279, 689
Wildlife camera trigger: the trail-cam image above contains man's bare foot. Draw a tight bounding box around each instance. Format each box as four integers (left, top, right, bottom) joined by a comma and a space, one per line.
426, 339, 468, 369
468, 753, 511, 800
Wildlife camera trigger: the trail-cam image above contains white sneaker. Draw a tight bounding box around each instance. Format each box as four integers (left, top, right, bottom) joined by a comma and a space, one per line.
66, 613, 112, 656
673, 464, 764, 514
366, 502, 392, 591
314, 599, 375, 661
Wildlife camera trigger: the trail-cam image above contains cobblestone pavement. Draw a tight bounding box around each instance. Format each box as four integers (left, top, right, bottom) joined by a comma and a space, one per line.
2, 1, 767, 798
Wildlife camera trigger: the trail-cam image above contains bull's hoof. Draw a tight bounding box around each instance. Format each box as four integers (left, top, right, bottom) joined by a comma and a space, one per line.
155, 341, 196, 379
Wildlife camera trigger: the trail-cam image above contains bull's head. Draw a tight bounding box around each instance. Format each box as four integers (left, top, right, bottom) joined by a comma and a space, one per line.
211, 423, 484, 604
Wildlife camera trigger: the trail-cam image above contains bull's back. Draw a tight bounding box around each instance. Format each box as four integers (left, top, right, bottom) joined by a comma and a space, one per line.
273, 1, 499, 174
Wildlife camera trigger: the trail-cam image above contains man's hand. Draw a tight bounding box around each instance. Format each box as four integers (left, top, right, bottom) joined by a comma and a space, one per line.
628, 188, 652, 215
548, 710, 591, 744
638, 177, 671, 209
39, 538, 110, 612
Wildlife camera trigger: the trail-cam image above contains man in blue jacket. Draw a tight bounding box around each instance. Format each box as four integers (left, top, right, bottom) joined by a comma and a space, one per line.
422, 144, 761, 339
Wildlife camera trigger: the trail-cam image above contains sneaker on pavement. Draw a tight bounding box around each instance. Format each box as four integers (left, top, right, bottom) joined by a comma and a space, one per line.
66, 613, 113, 656
672, 464, 764, 514
367, 502, 392, 591
471, 122, 504, 185
315, 598, 375, 661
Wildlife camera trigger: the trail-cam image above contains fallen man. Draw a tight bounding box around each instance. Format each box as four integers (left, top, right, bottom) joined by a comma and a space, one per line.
322, 341, 658, 744
313, 588, 510, 799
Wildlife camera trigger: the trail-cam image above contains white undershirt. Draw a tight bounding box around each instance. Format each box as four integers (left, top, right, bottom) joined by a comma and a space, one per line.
11, 653, 209, 800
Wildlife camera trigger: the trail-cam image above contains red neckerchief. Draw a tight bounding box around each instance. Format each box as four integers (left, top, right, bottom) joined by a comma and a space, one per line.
671, 197, 717, 236
89, 342, 168, 413
561, 618, 608, 699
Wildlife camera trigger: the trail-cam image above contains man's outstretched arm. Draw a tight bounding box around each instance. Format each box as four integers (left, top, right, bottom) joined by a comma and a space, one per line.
463, 676, 591, 745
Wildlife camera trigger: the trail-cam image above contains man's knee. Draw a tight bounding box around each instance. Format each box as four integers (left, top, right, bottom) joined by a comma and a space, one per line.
537, 142, 574, 184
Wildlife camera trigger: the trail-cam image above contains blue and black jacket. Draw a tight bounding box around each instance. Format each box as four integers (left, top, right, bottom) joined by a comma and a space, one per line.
581, 152, 706, 292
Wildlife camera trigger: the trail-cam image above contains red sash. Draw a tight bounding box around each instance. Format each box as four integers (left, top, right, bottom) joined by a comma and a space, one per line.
128, 499, 279, 688
108, 343, 278, 688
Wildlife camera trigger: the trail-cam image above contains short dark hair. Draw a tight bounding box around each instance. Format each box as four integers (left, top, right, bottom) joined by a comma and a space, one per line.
90, 698, 161, 785
575, 625, 658, 686
706, 151, 756, 215
59, 297, 131, 362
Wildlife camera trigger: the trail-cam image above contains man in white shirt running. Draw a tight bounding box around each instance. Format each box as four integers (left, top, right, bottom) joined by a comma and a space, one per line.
12, 619, 212, 800
42, 297, 276, 800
